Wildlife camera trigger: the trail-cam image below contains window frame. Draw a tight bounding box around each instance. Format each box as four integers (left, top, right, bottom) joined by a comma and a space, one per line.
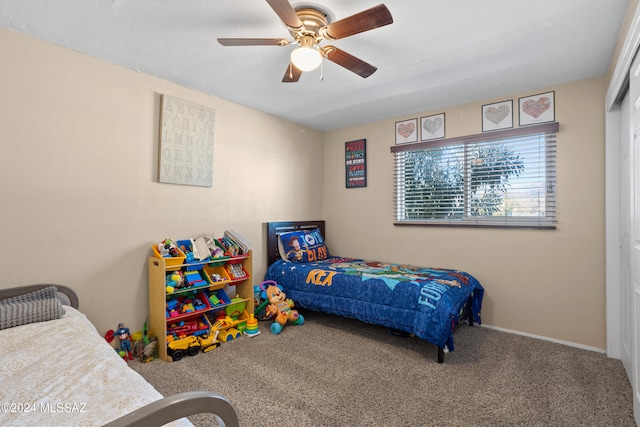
390, 122, 559, 229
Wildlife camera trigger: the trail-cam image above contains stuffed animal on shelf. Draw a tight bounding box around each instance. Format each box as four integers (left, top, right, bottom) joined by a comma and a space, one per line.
260, 280, 304, 334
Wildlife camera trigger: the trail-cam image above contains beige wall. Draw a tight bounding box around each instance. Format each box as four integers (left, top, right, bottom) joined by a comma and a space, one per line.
0, 27, 323, 335
0, 23, 611, 350
323, 77, 607, 350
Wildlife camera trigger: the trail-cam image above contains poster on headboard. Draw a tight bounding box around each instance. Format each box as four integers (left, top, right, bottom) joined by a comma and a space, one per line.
159, 94, 215, 187
345, 139, 366, 188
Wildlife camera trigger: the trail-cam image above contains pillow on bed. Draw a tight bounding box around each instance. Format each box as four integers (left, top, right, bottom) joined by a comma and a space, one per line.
278, 228, 330, 263
2, 285, 58, 303
0, 286, 65, 330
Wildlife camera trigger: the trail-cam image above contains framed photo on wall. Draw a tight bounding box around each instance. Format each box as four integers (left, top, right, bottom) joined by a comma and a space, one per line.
420, 113, 445, 141
519, 91, 555, 126
345, 139, 366, 188
395, 118, 418, 144
482, 100, 513, 132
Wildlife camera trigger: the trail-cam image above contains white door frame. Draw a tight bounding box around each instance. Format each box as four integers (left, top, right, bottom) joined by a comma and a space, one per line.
606, 1, 640, 361
606, 103, 622, 359
606, 4, 640, 425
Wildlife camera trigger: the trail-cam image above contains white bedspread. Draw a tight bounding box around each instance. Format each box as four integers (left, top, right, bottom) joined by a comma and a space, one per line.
0, 306, 191, 427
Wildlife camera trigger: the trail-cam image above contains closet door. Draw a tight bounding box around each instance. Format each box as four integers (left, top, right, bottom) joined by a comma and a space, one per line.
628, 51, 640, 425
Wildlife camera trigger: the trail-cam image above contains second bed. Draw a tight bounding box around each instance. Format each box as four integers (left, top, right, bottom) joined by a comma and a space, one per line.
264, 221, 484, 363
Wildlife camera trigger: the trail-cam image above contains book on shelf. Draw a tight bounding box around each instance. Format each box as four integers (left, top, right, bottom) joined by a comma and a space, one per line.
227, 229, 251, 250
222, 229, 251, 255
219, 236, 239, 256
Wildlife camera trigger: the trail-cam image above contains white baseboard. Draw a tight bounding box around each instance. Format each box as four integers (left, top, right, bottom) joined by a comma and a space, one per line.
479, 323, 607, 355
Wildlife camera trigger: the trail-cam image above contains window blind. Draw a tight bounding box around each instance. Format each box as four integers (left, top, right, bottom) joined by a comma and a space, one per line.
391, 122, 558, 228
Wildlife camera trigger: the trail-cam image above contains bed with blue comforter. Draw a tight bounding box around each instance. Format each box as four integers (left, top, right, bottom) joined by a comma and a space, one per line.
264, 221, 484, 363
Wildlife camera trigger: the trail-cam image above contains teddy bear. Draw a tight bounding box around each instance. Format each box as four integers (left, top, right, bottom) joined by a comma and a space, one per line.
260, 280, 304, 334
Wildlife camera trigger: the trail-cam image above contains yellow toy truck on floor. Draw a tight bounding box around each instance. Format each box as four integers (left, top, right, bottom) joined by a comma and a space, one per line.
167, 328, 220, 361
260, 280, 304, 334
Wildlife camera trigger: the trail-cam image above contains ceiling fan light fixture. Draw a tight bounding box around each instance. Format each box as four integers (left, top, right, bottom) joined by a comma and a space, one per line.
219, 2, 393, 82
290, 45, 322, 71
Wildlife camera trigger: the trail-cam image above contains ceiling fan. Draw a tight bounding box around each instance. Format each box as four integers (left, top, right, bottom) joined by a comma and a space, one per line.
217, 0, 393, 82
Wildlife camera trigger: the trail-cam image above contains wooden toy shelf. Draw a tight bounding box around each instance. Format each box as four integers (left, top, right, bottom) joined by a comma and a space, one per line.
148, 250, 253, 362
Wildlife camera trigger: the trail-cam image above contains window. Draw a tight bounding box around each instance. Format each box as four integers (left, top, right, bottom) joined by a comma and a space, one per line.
391, 122, 558, 228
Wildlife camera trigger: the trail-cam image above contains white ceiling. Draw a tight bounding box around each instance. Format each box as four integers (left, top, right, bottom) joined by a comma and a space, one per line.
0, 0, 630, 131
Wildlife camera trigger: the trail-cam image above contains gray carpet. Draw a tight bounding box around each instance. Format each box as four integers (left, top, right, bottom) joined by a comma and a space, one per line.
130, 310, 635, 426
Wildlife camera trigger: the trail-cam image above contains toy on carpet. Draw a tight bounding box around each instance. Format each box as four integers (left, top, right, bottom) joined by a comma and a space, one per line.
244, 313, 260, 337
218, 328, 242, 342
260, 280, 304, 334
254, 284, 272, 320
139, 320, 158, 363
104, 322, 134, 361
131, 330, 145, 358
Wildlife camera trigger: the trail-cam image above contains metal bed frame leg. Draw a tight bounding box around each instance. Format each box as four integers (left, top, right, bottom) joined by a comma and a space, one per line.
437, 347, 444, 363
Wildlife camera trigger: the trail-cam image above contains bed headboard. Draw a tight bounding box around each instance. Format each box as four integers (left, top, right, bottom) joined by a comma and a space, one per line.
267, 221, 326, 266
0, 284, 79, 309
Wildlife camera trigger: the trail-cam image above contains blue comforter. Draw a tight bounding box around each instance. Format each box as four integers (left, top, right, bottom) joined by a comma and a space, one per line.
265, 257, 484, 351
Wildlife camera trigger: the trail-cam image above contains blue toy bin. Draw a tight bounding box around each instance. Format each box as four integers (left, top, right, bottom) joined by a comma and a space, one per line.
207, 288, 231, 309
177, 239, 212, 270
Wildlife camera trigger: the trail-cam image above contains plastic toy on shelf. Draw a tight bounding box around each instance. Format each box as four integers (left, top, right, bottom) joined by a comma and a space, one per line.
165, 271, 184, 294
165, 292, 211, 320
183, 270, 207, 287
227, 263, 247, 279
157, 239, 180, 258
166, 317, 210, 340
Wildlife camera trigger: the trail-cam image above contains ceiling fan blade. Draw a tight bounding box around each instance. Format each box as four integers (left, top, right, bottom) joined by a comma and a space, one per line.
321, 4, 393, 40
217, 38, 289, 46
323, 46, 377, 78
282, 63, 303, 83
266, 0, 304, 31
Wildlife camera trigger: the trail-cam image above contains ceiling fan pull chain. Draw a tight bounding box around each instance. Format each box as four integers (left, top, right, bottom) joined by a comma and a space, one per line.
289, 62, 293, 79
320, 60, 324, 81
